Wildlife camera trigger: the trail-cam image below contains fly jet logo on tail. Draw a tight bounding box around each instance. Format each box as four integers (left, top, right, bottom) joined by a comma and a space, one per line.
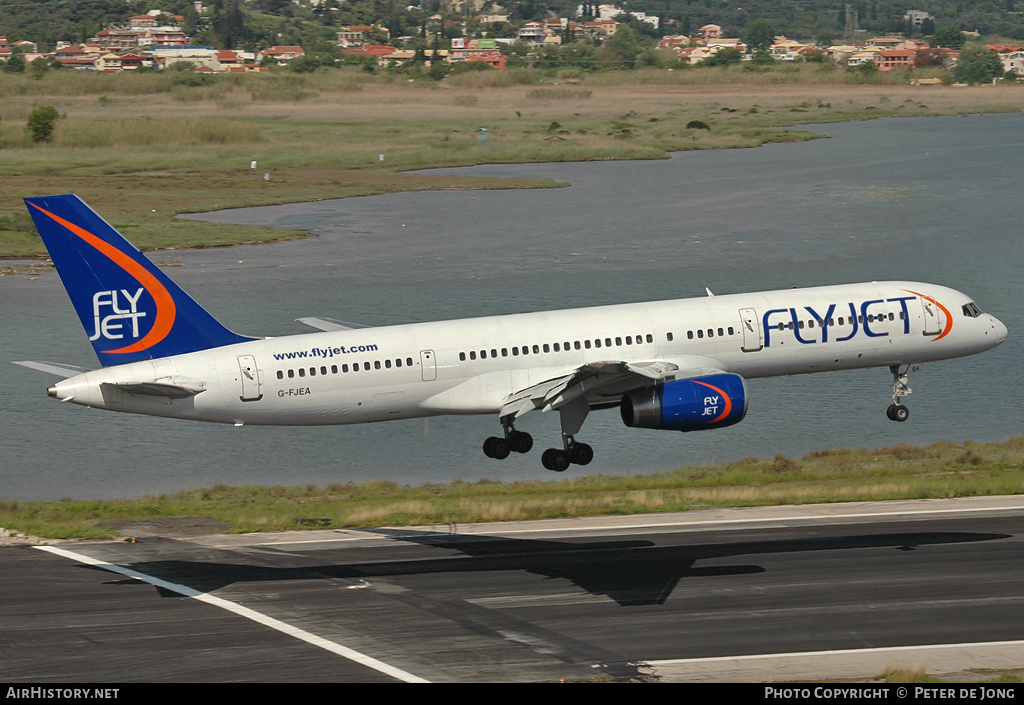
88, 289, 147, 343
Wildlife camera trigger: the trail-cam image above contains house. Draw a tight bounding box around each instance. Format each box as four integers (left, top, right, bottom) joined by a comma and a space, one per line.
516, 22, 550, 45
874, 49, 916, 70
658, 35, 690, 51
699, 24, 722, 41
464, 51, 506, 70
95, 53, 122, 72
258, 46, 305, 65
0, 36, 10, 61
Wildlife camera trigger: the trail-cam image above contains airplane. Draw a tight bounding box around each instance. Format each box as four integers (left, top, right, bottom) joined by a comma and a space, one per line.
15, 195, 1008, 472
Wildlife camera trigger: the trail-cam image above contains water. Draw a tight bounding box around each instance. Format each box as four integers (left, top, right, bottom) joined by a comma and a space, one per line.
2, 114, 1021, 500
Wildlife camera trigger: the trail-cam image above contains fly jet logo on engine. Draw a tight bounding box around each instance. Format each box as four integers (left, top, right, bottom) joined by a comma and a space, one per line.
88, 289, 147, 342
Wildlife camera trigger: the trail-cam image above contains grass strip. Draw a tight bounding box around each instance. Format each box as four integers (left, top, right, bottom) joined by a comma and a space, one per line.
2, 437, 1022, 540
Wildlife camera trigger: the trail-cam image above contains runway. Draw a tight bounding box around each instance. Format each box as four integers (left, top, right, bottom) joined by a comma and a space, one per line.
3, 496, 1024, 683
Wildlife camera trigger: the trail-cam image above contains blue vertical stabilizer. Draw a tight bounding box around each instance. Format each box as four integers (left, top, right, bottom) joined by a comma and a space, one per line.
25, 195, 255, 366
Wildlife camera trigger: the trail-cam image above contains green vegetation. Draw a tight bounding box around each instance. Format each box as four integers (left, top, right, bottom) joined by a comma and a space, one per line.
2, 68, 1022, 260
3, 438, 1023, 540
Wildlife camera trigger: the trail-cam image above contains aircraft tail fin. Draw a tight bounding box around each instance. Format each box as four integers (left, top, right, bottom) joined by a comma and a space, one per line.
25, 195, 255, 367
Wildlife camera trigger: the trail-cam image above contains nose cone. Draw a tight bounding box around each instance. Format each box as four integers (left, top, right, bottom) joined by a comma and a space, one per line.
988, 314, 1008, 347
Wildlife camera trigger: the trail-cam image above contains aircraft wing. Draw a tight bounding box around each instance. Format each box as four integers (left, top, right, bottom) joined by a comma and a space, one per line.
295, 317, 371, 332
499, 355, 729, 421
12, 361, 94, 377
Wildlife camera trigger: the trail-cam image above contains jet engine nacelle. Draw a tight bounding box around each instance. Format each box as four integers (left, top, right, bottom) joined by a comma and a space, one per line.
620, 373, 748, 432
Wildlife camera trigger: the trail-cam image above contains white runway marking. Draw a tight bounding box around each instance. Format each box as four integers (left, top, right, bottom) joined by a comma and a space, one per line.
36, 545, 430, 683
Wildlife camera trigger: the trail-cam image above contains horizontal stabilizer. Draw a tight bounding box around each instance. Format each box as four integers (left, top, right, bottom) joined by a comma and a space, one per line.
101, 380, 206, 399
295, 317, 371, 332
13, 360, 93, 377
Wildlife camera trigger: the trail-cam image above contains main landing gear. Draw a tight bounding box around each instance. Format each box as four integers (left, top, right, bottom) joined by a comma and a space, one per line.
482, 427, 533, 459
885, 364, 914, 423
541, 435, 593, 472
485, 397, 595, 472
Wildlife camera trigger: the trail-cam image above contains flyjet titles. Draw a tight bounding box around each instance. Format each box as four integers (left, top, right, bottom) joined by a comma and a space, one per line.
88, 288, 147, 342
762, 295, 920, 347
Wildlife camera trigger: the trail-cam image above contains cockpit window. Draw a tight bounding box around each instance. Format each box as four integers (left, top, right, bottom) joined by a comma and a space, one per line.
962, 302, 984, 318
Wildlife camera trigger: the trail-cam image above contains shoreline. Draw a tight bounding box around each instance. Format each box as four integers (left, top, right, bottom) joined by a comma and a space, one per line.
3, 78, 1022, 261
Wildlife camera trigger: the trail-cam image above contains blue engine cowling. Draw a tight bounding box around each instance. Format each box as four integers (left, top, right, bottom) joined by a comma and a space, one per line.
620, 373, 748, 432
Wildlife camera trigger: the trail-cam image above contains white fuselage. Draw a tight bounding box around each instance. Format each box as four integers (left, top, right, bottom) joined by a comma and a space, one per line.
47, 281, 1007, 427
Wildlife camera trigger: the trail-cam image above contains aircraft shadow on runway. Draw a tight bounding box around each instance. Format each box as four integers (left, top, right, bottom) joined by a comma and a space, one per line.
85, 530, 1010, 607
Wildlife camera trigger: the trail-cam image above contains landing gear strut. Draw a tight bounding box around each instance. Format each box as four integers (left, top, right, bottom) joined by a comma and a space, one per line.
886, 364, 914, 422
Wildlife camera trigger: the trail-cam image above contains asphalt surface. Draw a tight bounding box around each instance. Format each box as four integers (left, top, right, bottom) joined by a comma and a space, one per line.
3, 496, 1024, 683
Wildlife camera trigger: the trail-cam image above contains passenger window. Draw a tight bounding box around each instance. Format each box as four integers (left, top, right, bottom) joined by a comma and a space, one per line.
687, 331, 694, 339
277, 370, 283, 380
342, 364, 349, 373
288, 369, 294, 378
299, 368, 305, 377
594, 339, 602, 348
543, 344, 550, 353
395, 359, 401, 368
646, 334, 653, 343
532, 345, 539, 354
574, 341, 581, 350
553, 343, 560, 352
385, 359, 392, 369
626, 336, 633, 345
666, 333, 673, 342
502, 348, 508, 357
331, 365, 338, 374
460, 352, 466, 361
309, 367, 316, 376
320, 366, 327, 375
584, 340, 591, 349
407, 358, 413, 366
616, 337, 622, 346
697, 330, 704, 339
374, 361, 381, 370
363, 362, 370, 371
470, 351, 477, 360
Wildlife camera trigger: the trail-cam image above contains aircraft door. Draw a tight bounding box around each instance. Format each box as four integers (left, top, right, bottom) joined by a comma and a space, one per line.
237, 355, 262, 401
420, 350, 437, 382
738, 308, 763, 352
919, 297, 943, 336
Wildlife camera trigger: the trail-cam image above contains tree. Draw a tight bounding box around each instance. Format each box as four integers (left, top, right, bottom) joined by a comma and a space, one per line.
744, 18, 775, 54
932, 27, 966, 50
26, 106, 61, 143
2, 52, 25, 73
596, 24, 641, 69
954, 46, 1005, 84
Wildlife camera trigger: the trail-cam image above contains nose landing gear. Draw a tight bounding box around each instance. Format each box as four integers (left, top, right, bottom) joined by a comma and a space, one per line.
886, 364, 918, 422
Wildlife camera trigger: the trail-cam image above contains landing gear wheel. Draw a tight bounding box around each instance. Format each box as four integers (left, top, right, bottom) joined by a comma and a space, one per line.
569, 442, 594, 466
542, 448, 570, 472
887, 404, 909, 422
483, 436, 511, 459
508, 430, 534, 454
